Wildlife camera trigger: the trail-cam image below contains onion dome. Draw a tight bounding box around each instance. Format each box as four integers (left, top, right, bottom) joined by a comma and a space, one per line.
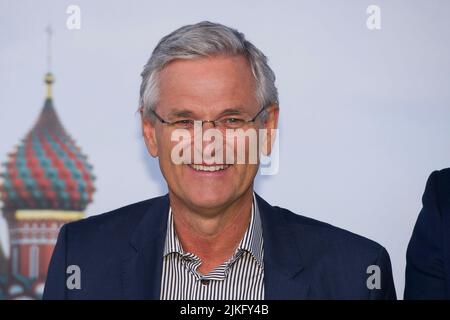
0, 73, 95, 211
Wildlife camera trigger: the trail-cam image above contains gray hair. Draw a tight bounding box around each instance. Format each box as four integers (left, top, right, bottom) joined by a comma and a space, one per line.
139, 21, 279, 119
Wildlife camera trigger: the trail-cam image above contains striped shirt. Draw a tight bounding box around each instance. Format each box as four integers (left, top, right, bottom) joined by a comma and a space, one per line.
160, 195, 265, 300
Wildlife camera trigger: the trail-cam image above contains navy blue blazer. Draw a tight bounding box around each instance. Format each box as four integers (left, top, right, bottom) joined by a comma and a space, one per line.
43, 193, 396, 299
405, 168, 450, 299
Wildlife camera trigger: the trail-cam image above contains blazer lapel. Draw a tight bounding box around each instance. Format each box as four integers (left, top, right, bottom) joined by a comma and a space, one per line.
121, 194, 169, 299
256, 194, 311, 299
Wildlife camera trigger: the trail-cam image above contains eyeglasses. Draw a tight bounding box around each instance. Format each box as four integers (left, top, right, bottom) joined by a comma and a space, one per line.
149, 106, 266, 130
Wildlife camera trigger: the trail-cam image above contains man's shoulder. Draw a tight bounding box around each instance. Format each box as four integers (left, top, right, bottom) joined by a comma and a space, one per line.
62, 195, 167, 244
256, 193, 389, 271
432, 167, 450, 193
423, 168, 450, 217
435, 167, 450, 177
278, 205, 385, 256
269, 204, 395, 299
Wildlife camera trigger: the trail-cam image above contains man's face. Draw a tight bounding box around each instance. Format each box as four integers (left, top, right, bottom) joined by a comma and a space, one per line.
142, 55, 278, 212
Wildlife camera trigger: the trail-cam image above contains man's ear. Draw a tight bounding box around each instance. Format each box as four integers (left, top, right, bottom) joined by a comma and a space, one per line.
261, 104, 279, 156
140, 108, 159, 157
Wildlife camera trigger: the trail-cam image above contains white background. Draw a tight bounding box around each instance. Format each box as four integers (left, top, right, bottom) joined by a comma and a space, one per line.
1, 0, 450, 298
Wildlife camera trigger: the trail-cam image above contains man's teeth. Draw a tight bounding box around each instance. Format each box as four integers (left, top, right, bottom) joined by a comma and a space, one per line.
190, 164, 230, 172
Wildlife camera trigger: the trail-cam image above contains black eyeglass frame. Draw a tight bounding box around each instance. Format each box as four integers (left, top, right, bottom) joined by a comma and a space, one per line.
149, 106, 267, 129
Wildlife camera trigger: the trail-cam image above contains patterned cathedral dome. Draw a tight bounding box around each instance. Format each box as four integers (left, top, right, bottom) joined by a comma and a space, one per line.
0, 73, 95, 211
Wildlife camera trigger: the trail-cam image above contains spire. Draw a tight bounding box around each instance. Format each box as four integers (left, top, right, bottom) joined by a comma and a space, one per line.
46, 25, 52, 73
45, 25, 54, 99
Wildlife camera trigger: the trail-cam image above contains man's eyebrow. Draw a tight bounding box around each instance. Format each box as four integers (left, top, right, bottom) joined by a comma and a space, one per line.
168, 109, 195, 118
167, 106, 248, 118
217, 108, 246, 117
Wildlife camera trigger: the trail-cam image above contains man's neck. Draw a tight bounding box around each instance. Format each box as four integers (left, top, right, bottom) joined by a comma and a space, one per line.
168, 188, 254, 274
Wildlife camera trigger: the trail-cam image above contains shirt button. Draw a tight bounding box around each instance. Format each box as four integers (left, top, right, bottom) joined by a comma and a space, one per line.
201, 279, 210, 286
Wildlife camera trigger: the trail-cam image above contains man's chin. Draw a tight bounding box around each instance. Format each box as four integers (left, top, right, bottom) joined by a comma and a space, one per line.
182, 191, 234, 211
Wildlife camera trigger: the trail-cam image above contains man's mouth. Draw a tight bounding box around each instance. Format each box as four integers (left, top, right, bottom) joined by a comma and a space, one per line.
188, 164, 231, 172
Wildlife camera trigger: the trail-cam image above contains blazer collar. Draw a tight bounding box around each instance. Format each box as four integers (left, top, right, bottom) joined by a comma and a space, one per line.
122, 194, 169, 299
255, 193, 310, 299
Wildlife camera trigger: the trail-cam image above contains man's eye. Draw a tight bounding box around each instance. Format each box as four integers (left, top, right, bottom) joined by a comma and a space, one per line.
225, 118, 244, 124
223, 118, 245, 127
173, 119, 193, 127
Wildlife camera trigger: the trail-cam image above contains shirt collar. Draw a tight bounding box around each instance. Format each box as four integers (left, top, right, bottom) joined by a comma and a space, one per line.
163, 193, 264, 268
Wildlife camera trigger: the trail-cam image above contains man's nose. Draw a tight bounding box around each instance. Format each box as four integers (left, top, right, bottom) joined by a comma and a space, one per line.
202, 120, 216, 129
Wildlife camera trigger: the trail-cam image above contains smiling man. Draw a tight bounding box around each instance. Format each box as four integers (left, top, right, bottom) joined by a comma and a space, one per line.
44, 21, 396, 299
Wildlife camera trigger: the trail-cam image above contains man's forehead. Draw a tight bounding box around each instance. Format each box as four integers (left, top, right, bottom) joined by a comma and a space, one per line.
161, 54, 250, 72
158, 55, 253, 85
156, 56, 257, 115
